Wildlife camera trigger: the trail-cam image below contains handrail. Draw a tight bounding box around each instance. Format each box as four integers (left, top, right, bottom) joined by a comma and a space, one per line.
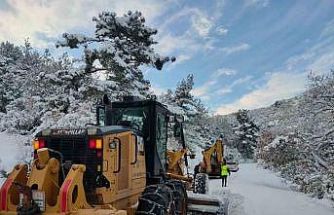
131, 134, 138, 165
113, 137, 121, 173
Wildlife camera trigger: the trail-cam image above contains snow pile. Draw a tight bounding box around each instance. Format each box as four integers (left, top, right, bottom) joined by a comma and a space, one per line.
0, 132, 31, 186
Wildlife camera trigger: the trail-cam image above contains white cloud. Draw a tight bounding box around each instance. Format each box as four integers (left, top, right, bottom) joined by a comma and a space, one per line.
212, 68, 237, 78
216, 26, 228, 36
192, 15, 213, 37
215, 72, 307, 115
217, 87, 232, 95
159, 7, 214, 38
0, 0, 167, 47
244, 0, 270, 8
193, 68, 239, 100
159, 7, 199, 32
217, 76, 252, 96
221, 43, 250, 55
192, 80, 217, 100
155, 32, 200, 55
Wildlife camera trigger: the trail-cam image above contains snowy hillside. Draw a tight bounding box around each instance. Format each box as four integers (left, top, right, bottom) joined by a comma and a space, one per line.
211, 72, 334, 204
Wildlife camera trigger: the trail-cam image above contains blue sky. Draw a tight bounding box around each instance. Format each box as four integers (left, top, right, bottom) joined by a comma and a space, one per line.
0, 0, 333, 115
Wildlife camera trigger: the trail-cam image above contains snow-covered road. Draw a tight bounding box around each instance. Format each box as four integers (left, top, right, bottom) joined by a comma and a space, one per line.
209, 163, 334, 215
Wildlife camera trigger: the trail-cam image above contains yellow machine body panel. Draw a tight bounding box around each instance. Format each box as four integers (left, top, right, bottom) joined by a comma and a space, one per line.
96, 131, 146, 210
0, 129, 146, 215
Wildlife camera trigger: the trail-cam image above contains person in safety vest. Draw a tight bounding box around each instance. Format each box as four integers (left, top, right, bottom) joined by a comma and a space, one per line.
221, 158, 230, 187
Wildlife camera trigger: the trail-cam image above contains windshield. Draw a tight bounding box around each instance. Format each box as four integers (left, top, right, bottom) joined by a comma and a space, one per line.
111, 107, 148, 133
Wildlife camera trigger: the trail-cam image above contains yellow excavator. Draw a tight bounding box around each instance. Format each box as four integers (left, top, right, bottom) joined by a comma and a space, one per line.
0, 96, 227, 215
196, 138, 224, 177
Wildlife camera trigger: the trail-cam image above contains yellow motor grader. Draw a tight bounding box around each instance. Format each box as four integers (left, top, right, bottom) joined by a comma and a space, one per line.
0, 97, 227, 215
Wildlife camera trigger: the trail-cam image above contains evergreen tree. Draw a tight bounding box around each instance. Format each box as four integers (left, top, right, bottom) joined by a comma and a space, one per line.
158, 74, 207, 116
234, 109, 259, 159
174, 74, 194, 108
57, 10, 175, 98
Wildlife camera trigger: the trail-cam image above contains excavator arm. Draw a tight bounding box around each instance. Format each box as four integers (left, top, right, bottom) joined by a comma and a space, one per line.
201, 139, 224, 174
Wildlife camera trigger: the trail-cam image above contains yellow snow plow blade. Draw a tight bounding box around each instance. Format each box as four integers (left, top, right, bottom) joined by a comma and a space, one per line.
187, 193, 227, 215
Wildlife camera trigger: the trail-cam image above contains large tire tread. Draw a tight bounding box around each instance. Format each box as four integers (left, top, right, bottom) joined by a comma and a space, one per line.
136, 184, 174, 215
165, 180, 187, 215
193, 173, 209, 194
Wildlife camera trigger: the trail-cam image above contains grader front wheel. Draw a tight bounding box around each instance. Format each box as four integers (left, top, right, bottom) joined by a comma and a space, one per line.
165, 180, 187, 215
136, 184, 175, 215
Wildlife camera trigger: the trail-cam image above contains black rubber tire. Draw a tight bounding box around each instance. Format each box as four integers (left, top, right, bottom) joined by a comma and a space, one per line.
136, 184, 175, 215
165, 180, 187, 215
193, 173, 209, 194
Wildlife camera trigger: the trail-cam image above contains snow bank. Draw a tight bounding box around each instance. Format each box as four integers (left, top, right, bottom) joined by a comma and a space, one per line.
0, 132, 31, 186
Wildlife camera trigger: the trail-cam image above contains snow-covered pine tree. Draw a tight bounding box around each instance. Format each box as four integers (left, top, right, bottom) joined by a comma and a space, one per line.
234, 109, 259, 159
305, 71, 334, 167
174, 74, 194, 109
57, 10, 175, 98
0, 41, 25, 113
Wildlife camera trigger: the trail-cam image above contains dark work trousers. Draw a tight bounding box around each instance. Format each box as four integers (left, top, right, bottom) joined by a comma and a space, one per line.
221, 176, 227, 187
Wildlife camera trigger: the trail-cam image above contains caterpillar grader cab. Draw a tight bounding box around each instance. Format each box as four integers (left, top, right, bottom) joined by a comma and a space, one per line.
0, 97, 227, 215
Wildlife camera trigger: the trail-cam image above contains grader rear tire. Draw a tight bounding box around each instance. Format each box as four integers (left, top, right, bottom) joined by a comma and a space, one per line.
136, 184, 175, 215
165, 180, 187, 215
193, 173, 209, 194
